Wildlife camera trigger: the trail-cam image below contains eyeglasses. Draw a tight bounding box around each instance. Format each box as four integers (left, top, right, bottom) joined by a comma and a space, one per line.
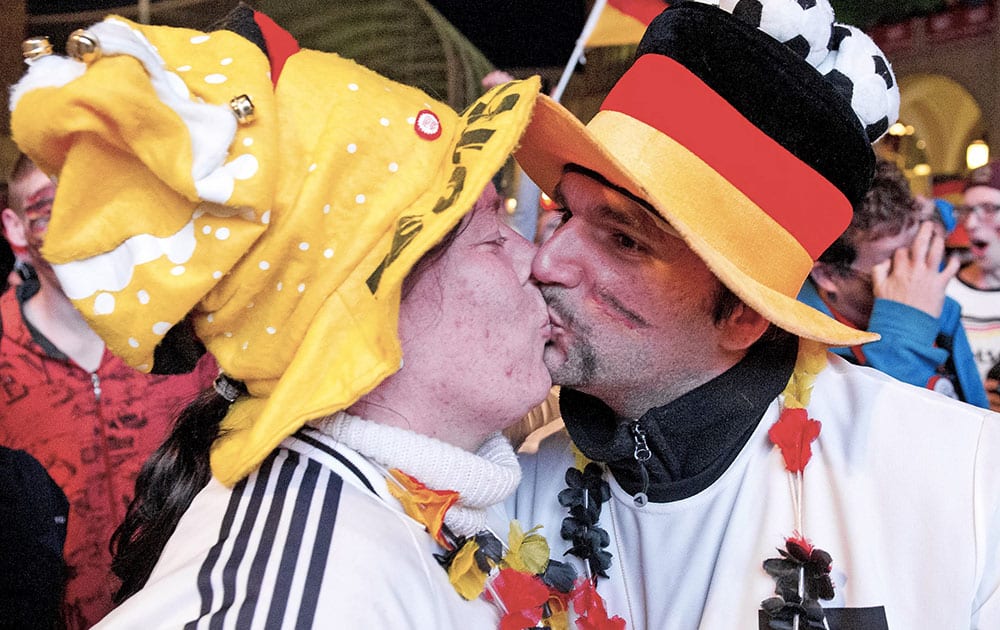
955, 202, 1000, 221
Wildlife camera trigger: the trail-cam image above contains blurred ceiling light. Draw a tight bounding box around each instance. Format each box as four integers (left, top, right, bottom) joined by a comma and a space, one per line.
888, 122, 907, 136
505, 197, 518, 214
913, 163, 932, 177
967, 140, 990, 170
539, 192, 559, 211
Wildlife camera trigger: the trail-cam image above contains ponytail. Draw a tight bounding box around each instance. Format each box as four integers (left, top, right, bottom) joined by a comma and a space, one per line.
110, 375, 245, 603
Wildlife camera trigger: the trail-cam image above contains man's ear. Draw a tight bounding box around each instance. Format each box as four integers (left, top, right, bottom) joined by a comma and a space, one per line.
1, 208, 27, 248
717, 302, 770, 353
809, 263, 841, 296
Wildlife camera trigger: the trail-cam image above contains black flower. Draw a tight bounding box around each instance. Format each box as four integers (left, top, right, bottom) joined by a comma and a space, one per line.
559, 464, 613, 578
761, 537, 835, 629
540, 558, 578, 593
761, 594, 827, 630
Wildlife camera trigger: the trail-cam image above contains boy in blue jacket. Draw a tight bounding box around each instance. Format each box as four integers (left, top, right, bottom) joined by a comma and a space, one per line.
800, 159, 989, 407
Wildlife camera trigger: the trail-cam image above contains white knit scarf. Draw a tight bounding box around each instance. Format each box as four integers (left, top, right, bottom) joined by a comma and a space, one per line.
316, 411, 522, 538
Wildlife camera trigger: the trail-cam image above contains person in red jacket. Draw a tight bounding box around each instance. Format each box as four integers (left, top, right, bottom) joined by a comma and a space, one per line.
0, 154, 217, 629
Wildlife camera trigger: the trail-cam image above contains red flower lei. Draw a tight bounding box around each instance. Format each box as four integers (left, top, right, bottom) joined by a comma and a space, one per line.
762, 340, 837, 629
385, 468, 624, 629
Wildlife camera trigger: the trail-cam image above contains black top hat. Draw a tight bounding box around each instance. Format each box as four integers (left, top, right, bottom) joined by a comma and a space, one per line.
516, 0, 899, 346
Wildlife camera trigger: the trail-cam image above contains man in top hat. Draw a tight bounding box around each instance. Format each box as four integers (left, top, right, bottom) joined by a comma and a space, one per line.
510, 1, 1000, 628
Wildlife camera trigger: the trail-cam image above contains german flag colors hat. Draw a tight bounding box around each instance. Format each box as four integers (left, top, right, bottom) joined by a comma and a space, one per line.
10, 8, 540, 484
516, 0, 900, 346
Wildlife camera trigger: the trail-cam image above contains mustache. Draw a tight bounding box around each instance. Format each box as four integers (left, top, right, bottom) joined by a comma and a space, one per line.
540, 286, 585, 333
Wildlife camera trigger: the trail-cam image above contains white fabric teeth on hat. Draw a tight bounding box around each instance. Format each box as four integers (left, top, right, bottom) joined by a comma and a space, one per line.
8, 55, 86, 112
88, 19, 238, 187
53, 217, 197, 302
721, 0, 835, 67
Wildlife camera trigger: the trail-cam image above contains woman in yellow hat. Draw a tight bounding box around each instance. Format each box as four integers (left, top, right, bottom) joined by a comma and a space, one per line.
11, 7, 589, 628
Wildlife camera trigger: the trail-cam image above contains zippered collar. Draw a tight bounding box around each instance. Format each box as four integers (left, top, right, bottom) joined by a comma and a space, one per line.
560, 331, 798, 503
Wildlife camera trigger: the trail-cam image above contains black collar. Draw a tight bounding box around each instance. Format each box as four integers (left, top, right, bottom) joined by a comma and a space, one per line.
560, 331, 798, 503
13, 265, 67, 361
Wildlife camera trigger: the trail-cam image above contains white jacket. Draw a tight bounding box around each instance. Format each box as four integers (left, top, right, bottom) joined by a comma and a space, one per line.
511, 356, 1000, 629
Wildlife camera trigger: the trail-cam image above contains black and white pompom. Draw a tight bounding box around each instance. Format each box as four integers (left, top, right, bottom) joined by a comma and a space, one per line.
716, 0, 899, 142
817, 24, 899, 141
720, 0, 835, 66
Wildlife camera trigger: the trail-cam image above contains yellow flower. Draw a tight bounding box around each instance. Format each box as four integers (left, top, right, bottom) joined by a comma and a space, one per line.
504, 520, 550, 575
783, 339, 829, 408
571, 442, 591, 472
543, 606, 569, 630
448, 539, 490, 600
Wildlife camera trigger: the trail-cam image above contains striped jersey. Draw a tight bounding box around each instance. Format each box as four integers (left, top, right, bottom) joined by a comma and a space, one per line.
94, 426, 504, 629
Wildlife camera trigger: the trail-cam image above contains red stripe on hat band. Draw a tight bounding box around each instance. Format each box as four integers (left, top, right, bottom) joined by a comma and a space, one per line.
600, 54, 851, 260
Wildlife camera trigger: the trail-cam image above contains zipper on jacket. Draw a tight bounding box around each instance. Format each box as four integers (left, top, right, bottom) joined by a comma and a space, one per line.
629, 419, 650, 507
90, 372, 102, 402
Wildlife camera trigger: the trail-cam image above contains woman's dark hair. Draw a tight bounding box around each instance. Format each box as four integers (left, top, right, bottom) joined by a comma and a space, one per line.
109, 214, 470, 602
110, 382, 243, 603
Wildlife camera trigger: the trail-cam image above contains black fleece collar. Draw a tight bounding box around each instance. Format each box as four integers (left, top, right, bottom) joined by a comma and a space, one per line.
560, 331, 798, 503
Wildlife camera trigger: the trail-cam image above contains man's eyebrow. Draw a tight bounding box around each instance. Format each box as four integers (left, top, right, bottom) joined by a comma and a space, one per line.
24, 196, 53, 211
556, 165, 679, 237
597, 205, 644, 230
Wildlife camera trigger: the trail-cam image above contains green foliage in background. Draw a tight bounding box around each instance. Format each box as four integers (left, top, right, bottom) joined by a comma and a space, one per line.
831, 0, 960, 30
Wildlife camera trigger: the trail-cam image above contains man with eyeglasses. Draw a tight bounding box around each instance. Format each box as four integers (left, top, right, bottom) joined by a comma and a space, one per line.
947, 160, 1000, 411
800, 159, 989, 407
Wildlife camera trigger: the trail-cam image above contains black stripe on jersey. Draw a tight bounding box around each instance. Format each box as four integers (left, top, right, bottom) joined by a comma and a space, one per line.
296, 467, 343, 629
294, 428, 378, 495
185, 470, 253, 630
208, 452, 280, 630
184, 447, 348, 629
235, 450, 301, 628
264, 458, 323, 628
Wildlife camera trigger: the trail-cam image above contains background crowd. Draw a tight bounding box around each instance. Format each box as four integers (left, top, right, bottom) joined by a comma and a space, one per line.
1, 1, 999, 629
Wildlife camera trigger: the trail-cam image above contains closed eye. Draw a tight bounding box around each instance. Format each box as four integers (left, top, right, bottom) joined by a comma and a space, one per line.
552, 207, 571, 227
612, 232, 640, 251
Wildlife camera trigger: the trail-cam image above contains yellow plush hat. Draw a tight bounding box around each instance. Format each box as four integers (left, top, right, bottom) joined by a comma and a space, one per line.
11, 9, 540, 484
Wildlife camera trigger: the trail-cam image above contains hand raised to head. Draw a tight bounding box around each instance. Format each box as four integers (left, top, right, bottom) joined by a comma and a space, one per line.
870, 221, 961, 318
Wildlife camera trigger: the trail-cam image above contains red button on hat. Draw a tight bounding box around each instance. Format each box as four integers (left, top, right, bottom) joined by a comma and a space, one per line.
414, 109, 442, 140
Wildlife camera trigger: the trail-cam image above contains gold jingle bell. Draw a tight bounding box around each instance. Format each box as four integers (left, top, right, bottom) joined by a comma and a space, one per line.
229, 95, 256, 124
22, 36, 53, 61
67, 29, 101, 64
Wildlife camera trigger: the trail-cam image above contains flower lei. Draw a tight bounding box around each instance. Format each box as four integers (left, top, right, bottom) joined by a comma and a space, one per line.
386, 468, 624, 629
762, 339, 836, 630
555, 340, 836, 630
